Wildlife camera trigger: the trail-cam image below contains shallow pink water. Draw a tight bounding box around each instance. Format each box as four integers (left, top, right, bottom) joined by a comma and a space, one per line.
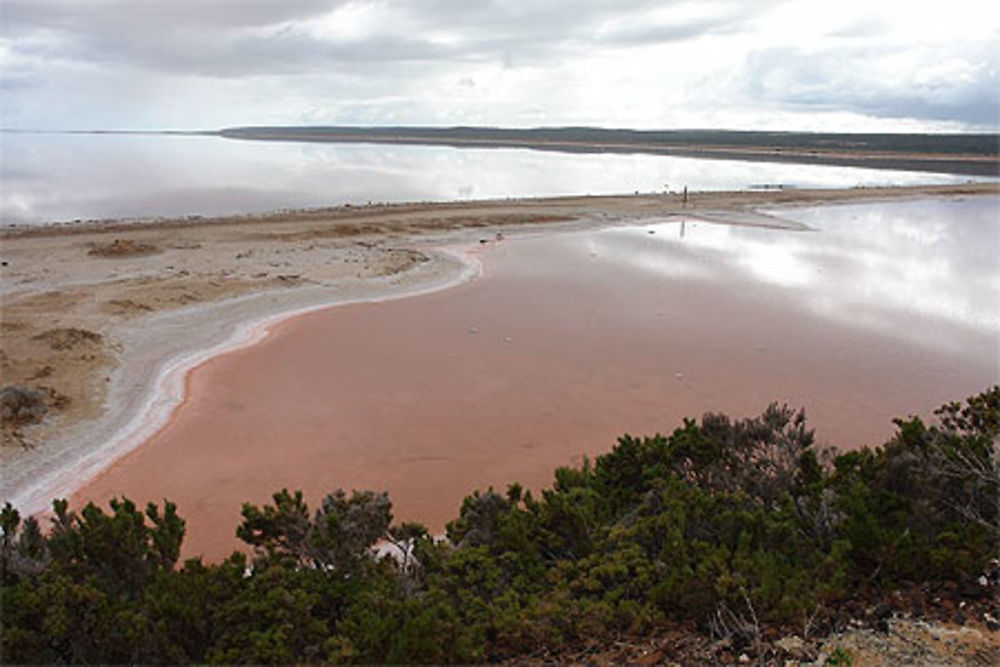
74, 199, 999, 561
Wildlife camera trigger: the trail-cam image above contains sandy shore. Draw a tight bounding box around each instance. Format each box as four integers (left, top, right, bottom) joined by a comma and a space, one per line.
2, 182, 997, 516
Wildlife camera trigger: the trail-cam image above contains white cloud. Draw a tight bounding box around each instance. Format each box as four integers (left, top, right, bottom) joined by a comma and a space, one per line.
1, 0, 997, 130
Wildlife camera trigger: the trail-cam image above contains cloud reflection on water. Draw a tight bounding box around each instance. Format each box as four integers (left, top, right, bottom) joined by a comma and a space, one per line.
2, 132, 991, 225
589, 197, 999, 356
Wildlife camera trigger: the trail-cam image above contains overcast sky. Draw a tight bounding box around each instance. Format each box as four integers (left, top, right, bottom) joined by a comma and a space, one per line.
2, 0, 998, 132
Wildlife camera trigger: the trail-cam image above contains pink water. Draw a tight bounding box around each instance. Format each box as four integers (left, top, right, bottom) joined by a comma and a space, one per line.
73, 198, 1000, 561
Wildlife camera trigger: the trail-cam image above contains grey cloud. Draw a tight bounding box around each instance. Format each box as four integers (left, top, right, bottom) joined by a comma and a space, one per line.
744, 45, 1000, 127
827, 17, 889, 39
0, 0, 347, 33
5, 0, 992, 131
2, 0, 764, 79
0, 74, 39, 91
388, 0, 767, 55
593, 14, 744, 46
862, 86, 1000, 127
60, 29, 461, 78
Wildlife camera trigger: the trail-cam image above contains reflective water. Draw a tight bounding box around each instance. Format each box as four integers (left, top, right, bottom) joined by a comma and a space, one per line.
637, 197, 1000, 350
2, 132, 990, 225
74, 196, 999, 560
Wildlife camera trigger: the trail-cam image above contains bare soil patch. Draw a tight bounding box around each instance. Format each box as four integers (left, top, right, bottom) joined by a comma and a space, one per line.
87, 238, 160, 258
31, 327, 103, 351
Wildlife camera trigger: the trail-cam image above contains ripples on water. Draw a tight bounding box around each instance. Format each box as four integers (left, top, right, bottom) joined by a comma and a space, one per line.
1, 132, 991, 225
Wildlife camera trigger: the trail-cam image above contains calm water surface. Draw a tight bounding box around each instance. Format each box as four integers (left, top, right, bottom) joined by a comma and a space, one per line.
2, 132, 990, 225
74, 196, 999, 560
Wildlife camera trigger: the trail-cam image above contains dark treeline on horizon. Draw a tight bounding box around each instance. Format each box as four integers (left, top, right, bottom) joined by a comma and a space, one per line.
216, 126, 1000, 177
218, 126, 999, 156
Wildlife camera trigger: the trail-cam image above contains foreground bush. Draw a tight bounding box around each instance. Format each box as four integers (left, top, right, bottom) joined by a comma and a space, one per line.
2, 387, 997, 663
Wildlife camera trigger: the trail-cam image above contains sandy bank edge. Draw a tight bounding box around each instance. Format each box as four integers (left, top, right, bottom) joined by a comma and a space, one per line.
5, 247, 482, 515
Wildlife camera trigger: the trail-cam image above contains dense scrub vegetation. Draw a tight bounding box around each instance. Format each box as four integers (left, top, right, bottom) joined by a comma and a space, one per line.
2, 388, 997, 663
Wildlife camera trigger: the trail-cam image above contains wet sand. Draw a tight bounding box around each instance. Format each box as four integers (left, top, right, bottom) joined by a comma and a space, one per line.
71, 200, 998, 562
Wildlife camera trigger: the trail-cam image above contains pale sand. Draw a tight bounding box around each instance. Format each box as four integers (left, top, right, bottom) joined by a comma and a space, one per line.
2, 183, 997, 521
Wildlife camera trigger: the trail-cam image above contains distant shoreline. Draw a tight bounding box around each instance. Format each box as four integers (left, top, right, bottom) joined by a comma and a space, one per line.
4, 126, 996, 177
217, 126, 1000, 177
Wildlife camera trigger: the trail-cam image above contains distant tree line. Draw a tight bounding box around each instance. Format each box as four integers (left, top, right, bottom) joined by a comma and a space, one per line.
2, 387, 997, 663
219, 126, 1000, 157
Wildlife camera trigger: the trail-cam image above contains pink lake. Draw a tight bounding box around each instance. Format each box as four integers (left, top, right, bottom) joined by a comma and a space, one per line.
73, 197, 1000, 561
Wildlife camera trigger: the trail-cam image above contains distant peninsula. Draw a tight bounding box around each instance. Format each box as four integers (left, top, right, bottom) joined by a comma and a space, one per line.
217, 126, 1000, 176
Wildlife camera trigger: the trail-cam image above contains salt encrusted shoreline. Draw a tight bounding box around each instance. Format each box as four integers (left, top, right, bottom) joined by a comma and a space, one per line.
5, 246, 485, 515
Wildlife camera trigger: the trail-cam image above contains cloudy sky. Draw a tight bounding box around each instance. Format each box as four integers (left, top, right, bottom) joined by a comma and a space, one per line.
2, 0, 998, 132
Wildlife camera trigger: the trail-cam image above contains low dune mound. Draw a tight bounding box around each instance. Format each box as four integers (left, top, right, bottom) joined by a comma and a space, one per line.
31, 327, 103, 351
88, 239, 159, 257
